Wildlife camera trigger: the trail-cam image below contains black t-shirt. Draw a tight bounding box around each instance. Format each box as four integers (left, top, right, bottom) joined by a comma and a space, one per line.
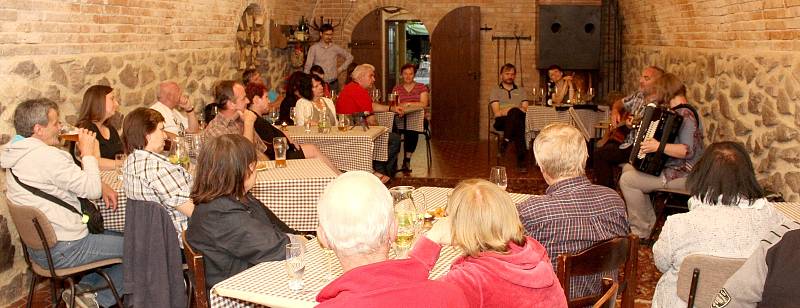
86, 122, 123, 159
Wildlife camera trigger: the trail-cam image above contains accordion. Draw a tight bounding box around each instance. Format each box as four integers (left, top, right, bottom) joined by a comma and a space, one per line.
628, 104, 684, 176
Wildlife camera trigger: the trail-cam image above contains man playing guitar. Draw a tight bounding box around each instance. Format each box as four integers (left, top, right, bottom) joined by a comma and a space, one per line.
593, 66, 665, 188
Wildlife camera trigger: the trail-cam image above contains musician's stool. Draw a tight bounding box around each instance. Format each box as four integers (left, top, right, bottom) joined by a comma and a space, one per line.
645, 188, 691, 245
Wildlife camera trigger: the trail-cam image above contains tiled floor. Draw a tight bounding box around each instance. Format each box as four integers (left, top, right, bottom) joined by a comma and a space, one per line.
10, 138, 658, 307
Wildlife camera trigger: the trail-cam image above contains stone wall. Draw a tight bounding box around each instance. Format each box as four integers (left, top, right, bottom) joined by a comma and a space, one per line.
0, 0, 313, 305
619, 0, 800, 201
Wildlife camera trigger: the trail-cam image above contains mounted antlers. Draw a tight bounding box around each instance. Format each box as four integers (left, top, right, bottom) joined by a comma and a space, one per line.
310, 16, 341, 32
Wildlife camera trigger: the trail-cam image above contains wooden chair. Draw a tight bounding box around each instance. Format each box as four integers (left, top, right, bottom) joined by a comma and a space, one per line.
676, 254, 746, 308
6, 198, 123, 308
646, 187, 691, 244
556, 234, 639, 308
593, 278, 619, 308
183, 231, 209, 308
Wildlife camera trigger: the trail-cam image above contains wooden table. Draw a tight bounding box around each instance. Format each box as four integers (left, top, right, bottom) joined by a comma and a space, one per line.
209, 186, 535, 308
96, 159, 337, 232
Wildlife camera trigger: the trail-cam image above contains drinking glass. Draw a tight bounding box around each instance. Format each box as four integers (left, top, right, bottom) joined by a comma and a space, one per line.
270, 110, 280, 124
289, 107, 297, 124
115, 153, 127, 181
285, 243, 305, 292
273, 137, 288, 168
329, 89, 338, 101
59, 122, 79, 142
168, 136, 190, 170
337, 114, 349, 132
489, 166, 508, 191
371, 88, 381, 103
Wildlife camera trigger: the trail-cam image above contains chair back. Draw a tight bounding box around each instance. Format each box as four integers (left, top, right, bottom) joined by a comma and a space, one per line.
556, 234, 638, 308
182, 231, 208, 308
676, 254, 746, 308
592, 278, 619, 308
6, 198, 57, 250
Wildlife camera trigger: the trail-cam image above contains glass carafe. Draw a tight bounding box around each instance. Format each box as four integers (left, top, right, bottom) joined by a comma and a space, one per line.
389, 186, 425, 258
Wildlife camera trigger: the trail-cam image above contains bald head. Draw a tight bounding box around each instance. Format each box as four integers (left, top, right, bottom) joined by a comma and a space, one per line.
157, 81, 182, 108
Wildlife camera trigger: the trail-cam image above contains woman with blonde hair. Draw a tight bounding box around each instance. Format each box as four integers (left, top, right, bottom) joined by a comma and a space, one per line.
412, 179, 567, 308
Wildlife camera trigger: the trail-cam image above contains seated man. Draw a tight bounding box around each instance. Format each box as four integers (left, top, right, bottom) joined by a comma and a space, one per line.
517, 123, 629, 299
712, 221, 800, 308
336, 64, 402, 182
202, 80, 268, 160
150, 81, 200, 135
593, 66, 664, 188
489, 63, 530, 172
315, 171, 468, 307
1, 98, 123, 307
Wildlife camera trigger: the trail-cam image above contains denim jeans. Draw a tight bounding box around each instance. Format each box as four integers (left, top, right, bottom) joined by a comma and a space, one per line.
28, 231, 124, 307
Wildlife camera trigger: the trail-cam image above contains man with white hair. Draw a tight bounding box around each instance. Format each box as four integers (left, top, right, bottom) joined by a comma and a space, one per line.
315, 171, 468, 307
517, 123, 629, 300
150, 81, 200, 135
335, 64, 402, 182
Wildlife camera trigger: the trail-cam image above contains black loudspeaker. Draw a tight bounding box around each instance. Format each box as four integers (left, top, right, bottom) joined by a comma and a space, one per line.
537, 5, 601, 70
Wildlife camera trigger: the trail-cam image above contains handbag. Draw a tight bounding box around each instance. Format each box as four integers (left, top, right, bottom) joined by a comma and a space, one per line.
10, 170, 105, 234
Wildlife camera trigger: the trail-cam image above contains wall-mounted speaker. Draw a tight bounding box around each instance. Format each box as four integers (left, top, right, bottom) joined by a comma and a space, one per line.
537, 5, 601, 70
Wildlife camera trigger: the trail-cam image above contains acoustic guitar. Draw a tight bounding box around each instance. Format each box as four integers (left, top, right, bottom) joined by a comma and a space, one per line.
597, 110, 631, 148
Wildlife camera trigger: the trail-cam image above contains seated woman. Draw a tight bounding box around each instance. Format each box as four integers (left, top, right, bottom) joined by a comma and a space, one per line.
310, 64, 331, 97
244, 82, 341, 174
72, 84, 123, 170
651, 141, 787, 308
546, 65, 576, 105
412, 179, 568, 308
121, 107, 194, 241
278, 71, 305, 125
619, 73, 705, 239
187, 134, 300, 291
295, 74, 337, 127
391, 63, 430, 171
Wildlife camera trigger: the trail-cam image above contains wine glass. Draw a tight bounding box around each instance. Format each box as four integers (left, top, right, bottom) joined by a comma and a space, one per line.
115, 153, 127, 181
289, 107, 297, 125
371, 88, 381, 104
489, 166, 508, 191
285, 243, 305, 292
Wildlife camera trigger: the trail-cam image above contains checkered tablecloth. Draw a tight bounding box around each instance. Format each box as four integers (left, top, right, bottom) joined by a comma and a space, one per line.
773, 202, 800, 221
524, 105, 609, 146
210, 186, 535, 308
394, 108, 425, 133
285, 125, 389, 172
95, 159, 337, 233
249, 159, 337, 231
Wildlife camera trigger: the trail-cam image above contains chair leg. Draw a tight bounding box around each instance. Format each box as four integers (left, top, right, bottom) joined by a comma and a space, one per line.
26, 274, 36, 308
49, 278, 59, 308
425, 133, 432, 170
184, 270, 193, 308
66, 277, 76, 308
96, 269, 124, 307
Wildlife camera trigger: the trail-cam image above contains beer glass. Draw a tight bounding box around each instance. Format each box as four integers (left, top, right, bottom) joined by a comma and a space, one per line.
273, 137, 288, 168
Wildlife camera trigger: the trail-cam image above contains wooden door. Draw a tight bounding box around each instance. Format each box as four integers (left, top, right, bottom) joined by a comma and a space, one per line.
350, 9, 384, 94
431, 6, 481, 141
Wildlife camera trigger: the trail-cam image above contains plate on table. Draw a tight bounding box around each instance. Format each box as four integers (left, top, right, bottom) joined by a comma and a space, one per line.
255, 160, 269, 171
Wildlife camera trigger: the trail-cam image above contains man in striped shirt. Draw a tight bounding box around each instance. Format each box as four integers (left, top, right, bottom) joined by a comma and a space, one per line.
517, 123, 629, 300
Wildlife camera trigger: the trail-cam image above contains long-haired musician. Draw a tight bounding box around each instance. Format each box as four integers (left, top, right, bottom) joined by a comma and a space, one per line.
593, 66, 665, 188
618, 73, 705, 240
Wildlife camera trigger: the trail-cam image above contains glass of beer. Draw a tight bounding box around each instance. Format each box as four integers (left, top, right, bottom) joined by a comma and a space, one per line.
337, 115, 348, 132
59, 122, 79, 142
273, 137, 288, 168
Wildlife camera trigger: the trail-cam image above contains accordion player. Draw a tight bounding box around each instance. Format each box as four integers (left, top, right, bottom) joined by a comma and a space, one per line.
628, 103, 684, 176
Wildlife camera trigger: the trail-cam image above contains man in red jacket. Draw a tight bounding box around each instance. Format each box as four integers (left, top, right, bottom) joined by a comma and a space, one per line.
315, 171, 468, 307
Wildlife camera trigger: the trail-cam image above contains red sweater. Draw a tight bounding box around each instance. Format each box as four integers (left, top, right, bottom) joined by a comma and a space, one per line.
412, 236, 568, 308
316, 252, 468, 308
335, 82, 373, 115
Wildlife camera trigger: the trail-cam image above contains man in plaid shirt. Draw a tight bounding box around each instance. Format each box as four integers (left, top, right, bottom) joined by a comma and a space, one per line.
517, 123, 629, 300
202, 80, 269, 159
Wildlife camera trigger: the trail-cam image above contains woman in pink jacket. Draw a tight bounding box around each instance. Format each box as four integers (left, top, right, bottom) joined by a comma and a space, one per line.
412, 179, 568, 307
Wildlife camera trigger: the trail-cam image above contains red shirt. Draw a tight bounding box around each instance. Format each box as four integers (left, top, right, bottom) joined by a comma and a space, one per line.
316, 254, 468, 308
335, 82, 373, 115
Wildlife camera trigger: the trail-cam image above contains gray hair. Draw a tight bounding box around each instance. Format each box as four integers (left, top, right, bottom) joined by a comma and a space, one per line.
14, 98, 58, 138
317, 171, 394, 256
350, 64, 375, 81
533, 123, 587, 179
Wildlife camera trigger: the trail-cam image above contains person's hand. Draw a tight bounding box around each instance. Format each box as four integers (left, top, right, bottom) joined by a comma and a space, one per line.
639, 138, 660, 154
563, 75, 574, 82
101, 182, 118, 211
178, 95, 193, 112
393, 105, 405, 117
77, 129, 98, 158
611, 110, 622, 127
239, 109, 257, 125
425, 217, 452, 245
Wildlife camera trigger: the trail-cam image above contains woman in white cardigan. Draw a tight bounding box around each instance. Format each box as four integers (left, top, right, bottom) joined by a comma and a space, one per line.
651, 141, 788, 308
294, 74, 337, 127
